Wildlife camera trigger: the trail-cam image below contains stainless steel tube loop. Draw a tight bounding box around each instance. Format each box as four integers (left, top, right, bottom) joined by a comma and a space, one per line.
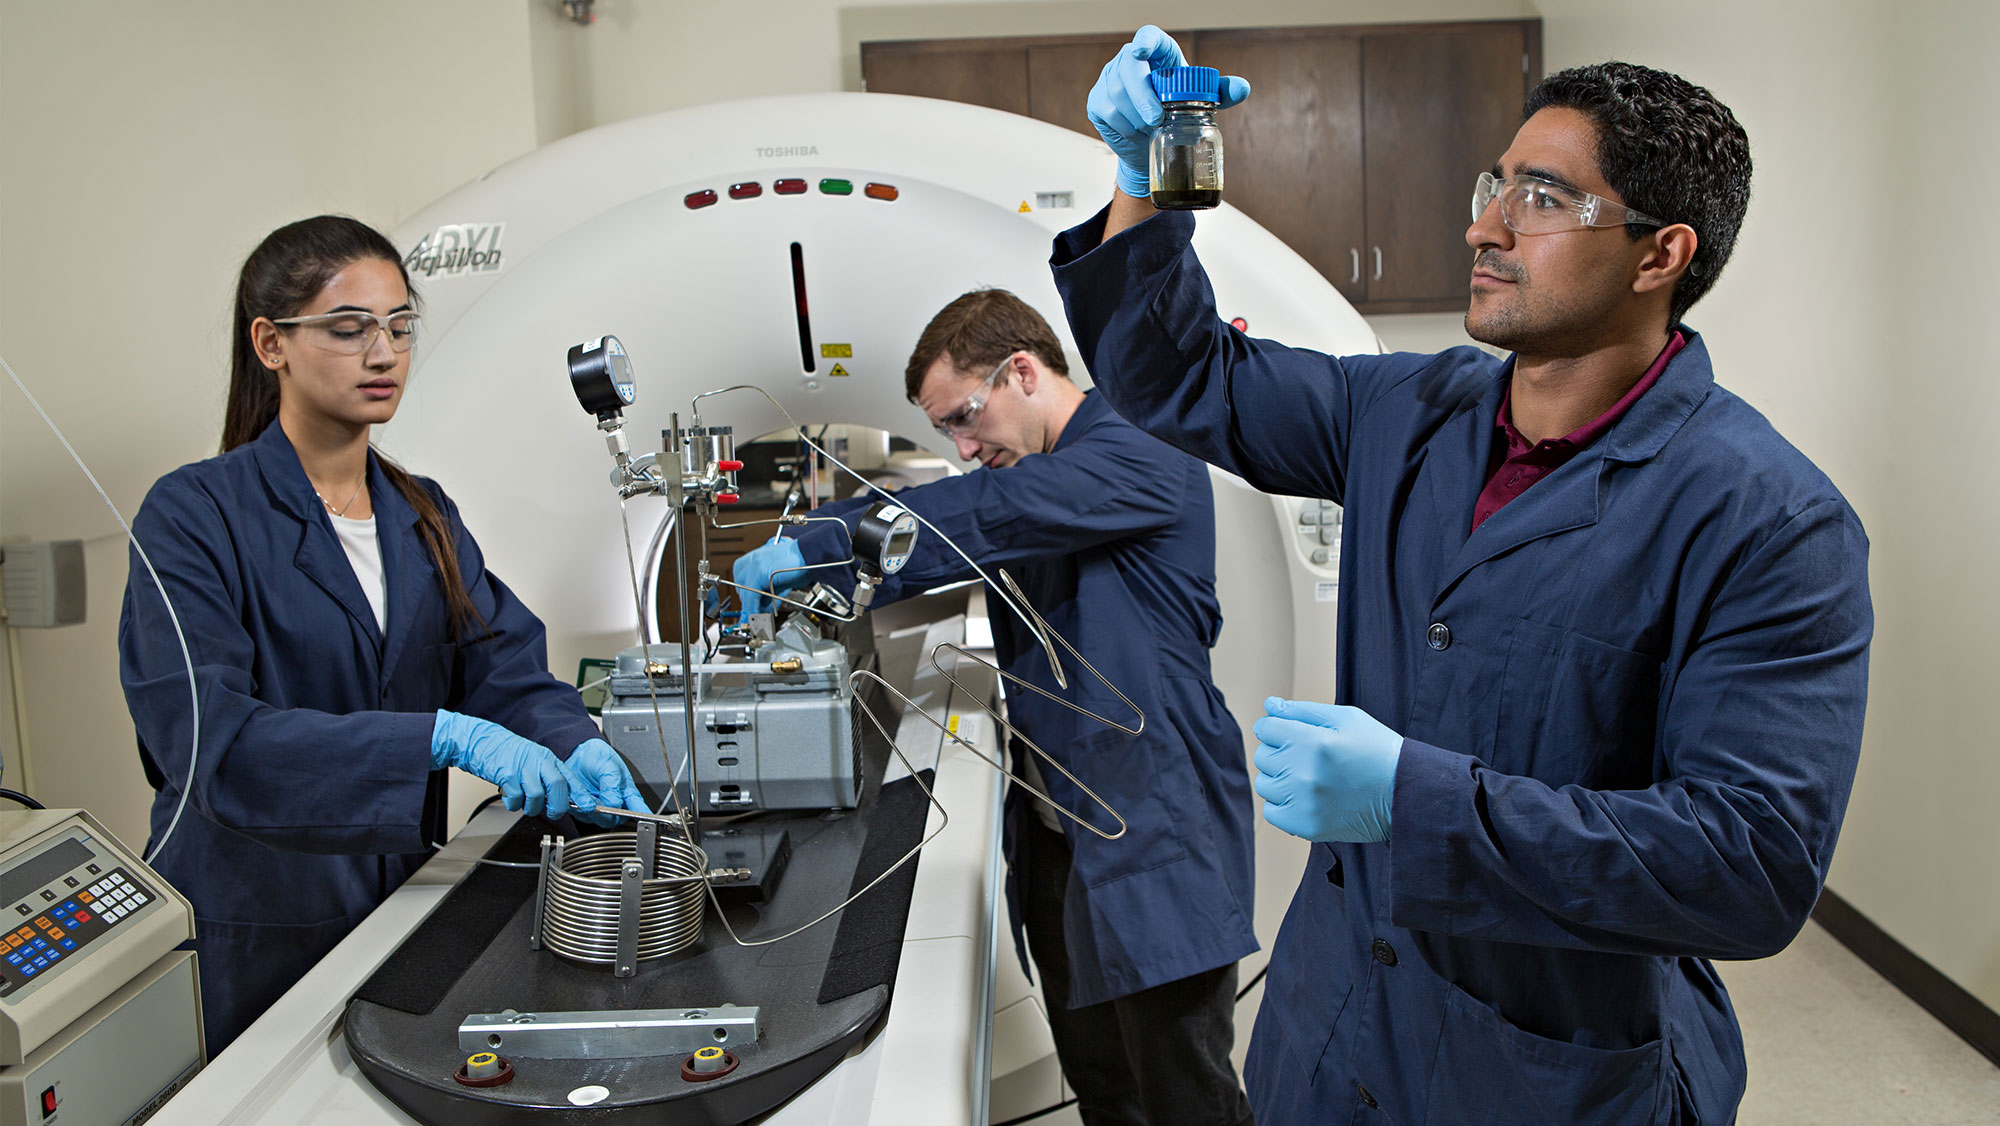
539, 832, 708, 966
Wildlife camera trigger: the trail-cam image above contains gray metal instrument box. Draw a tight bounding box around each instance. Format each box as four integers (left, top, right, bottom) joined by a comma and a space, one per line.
600, 631, 865, 814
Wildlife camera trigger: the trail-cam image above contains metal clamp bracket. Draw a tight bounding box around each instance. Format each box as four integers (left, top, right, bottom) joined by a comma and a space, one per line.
460, 1005, 762, 1060
615, 858, 643, 977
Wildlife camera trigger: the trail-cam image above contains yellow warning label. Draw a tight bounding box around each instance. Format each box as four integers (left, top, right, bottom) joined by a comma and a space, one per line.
820, 343, 852, 358
829, 363, 850, 378
947, 715, 960, 735
1018, 200, 1033, 212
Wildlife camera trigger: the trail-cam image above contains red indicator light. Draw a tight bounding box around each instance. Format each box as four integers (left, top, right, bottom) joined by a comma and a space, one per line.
773, 178, 807, 195
715, 493, 740, 505
728, 182, 762, 200
864, 182, 899, 202
684, 190, 718, 209
1230, 317, 1248, 332
717, 460, 744, 472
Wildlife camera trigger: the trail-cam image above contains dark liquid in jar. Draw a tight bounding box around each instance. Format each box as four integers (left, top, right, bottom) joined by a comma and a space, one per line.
1151, 143, 1219, 211
1151, 188, 1222, 210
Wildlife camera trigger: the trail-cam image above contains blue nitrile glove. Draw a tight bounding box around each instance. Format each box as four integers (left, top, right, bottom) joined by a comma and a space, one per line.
563, 738, 652, 828
732, 535, 807, 615
431, 710, 575, 819
1251, 697, 1401, 843
1087, 25, 1252, 198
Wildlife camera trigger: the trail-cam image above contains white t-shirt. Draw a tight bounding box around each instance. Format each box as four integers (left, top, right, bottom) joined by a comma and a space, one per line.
329, 512, 388, 634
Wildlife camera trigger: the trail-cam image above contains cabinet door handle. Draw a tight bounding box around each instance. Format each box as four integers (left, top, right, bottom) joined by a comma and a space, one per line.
1372, 247, 1383, 281
1349, 248, 1361, 285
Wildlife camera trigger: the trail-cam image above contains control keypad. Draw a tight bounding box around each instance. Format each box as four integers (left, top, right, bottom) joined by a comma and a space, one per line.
1, 867, 154, 998
1296, 499, 1341, 570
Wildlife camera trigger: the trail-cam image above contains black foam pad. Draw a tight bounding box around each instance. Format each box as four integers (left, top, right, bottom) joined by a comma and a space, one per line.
351, 821, 543, 1016
816, 769, 936, 1005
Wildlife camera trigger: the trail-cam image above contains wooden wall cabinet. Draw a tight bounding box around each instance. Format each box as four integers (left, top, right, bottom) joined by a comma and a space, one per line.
863, 21, 1541, 314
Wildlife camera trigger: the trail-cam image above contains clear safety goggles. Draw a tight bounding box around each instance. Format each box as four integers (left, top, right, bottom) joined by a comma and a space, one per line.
1472, 172, 1667, 235
272, 310, 421, 354
932, 353, 1014, 440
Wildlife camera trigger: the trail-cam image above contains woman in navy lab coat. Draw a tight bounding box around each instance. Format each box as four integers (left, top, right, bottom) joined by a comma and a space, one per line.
118, 216, 648, 1058
1058, 35, 1870, 1126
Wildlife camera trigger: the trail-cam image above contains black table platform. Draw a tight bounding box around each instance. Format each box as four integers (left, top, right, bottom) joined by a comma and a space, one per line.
343, 679, 939, 1125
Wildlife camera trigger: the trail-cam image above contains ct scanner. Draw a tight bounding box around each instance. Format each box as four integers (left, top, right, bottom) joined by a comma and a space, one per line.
150, 93, 1380, 1125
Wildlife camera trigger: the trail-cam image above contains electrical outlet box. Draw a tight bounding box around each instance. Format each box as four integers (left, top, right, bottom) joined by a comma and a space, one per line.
0, 543, 85, 629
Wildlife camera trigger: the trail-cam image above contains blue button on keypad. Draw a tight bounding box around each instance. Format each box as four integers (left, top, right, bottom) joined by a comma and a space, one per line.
22, 965, 36, 976
45, 951, 59, 962
31, 940, 46, 951
59, 940, 73, 950
61, 902, 77, 913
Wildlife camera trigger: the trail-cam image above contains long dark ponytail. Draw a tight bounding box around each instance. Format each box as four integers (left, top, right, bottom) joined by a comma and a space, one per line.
223, 216, 485, 639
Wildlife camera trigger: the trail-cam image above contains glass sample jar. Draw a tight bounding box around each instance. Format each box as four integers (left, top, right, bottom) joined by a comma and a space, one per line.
1148, 66, 1224, 210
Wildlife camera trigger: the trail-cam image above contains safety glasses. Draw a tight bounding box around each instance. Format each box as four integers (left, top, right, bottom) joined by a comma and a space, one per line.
272, 310, 421, 355
931, 353, 1014, 440
1472, 172, 1667, 235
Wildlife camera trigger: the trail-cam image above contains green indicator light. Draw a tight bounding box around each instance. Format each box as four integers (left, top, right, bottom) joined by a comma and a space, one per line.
818, 178, 854, 196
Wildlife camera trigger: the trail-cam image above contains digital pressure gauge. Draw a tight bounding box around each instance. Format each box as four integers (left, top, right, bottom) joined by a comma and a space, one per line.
849, 503, 919, 610
568, 335, 636, 420
854, 504, 919, 577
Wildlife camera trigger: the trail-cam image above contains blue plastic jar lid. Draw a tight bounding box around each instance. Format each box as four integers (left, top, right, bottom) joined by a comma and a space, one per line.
1149, 65, 1221, 104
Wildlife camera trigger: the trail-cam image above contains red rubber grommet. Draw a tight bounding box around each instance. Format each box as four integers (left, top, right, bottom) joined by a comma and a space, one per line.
681, 1048, 740, 1082
454, 1053, 515, 1087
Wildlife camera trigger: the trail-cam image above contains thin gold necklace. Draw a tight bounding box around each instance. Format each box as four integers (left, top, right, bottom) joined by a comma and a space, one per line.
317, 475, 366, 518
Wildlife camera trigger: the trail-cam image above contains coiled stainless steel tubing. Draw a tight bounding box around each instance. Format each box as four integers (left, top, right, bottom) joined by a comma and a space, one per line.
538, 832, 708, 966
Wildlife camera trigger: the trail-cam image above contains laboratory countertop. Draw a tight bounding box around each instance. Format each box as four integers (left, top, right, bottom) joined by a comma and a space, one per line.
150, 618, 1004, 1126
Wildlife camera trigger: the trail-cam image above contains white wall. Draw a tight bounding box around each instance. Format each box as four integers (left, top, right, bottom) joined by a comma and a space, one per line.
0, 0, 544, 848
3, 0, 1995, 1019
1532, 0, 2000, 1019
1846, 0, 2000, 1007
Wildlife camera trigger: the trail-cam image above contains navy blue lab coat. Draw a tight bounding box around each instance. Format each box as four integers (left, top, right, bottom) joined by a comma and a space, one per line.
1052, 209, 1871, 1125
118, 422, 603, 1056
784, 391, 1258, 1006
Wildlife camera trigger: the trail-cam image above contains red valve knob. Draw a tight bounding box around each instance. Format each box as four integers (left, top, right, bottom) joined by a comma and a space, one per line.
717, 460, 744, 472
716, 493, 741, 505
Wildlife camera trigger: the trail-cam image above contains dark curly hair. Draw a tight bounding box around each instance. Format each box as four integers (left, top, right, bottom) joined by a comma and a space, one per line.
1526, 62, 1751, 325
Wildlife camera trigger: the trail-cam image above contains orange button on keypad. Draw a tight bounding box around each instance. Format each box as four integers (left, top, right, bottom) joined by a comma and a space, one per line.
46, 928, 62, 939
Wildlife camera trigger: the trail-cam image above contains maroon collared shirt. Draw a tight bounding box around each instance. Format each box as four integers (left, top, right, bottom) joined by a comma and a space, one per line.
1470, 331, 1687, 533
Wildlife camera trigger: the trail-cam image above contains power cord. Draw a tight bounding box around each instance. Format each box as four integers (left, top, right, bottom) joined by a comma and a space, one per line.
0, 788, 45, 811
993, 1097, 1076, 1126
1236, 962, 1268, 1002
